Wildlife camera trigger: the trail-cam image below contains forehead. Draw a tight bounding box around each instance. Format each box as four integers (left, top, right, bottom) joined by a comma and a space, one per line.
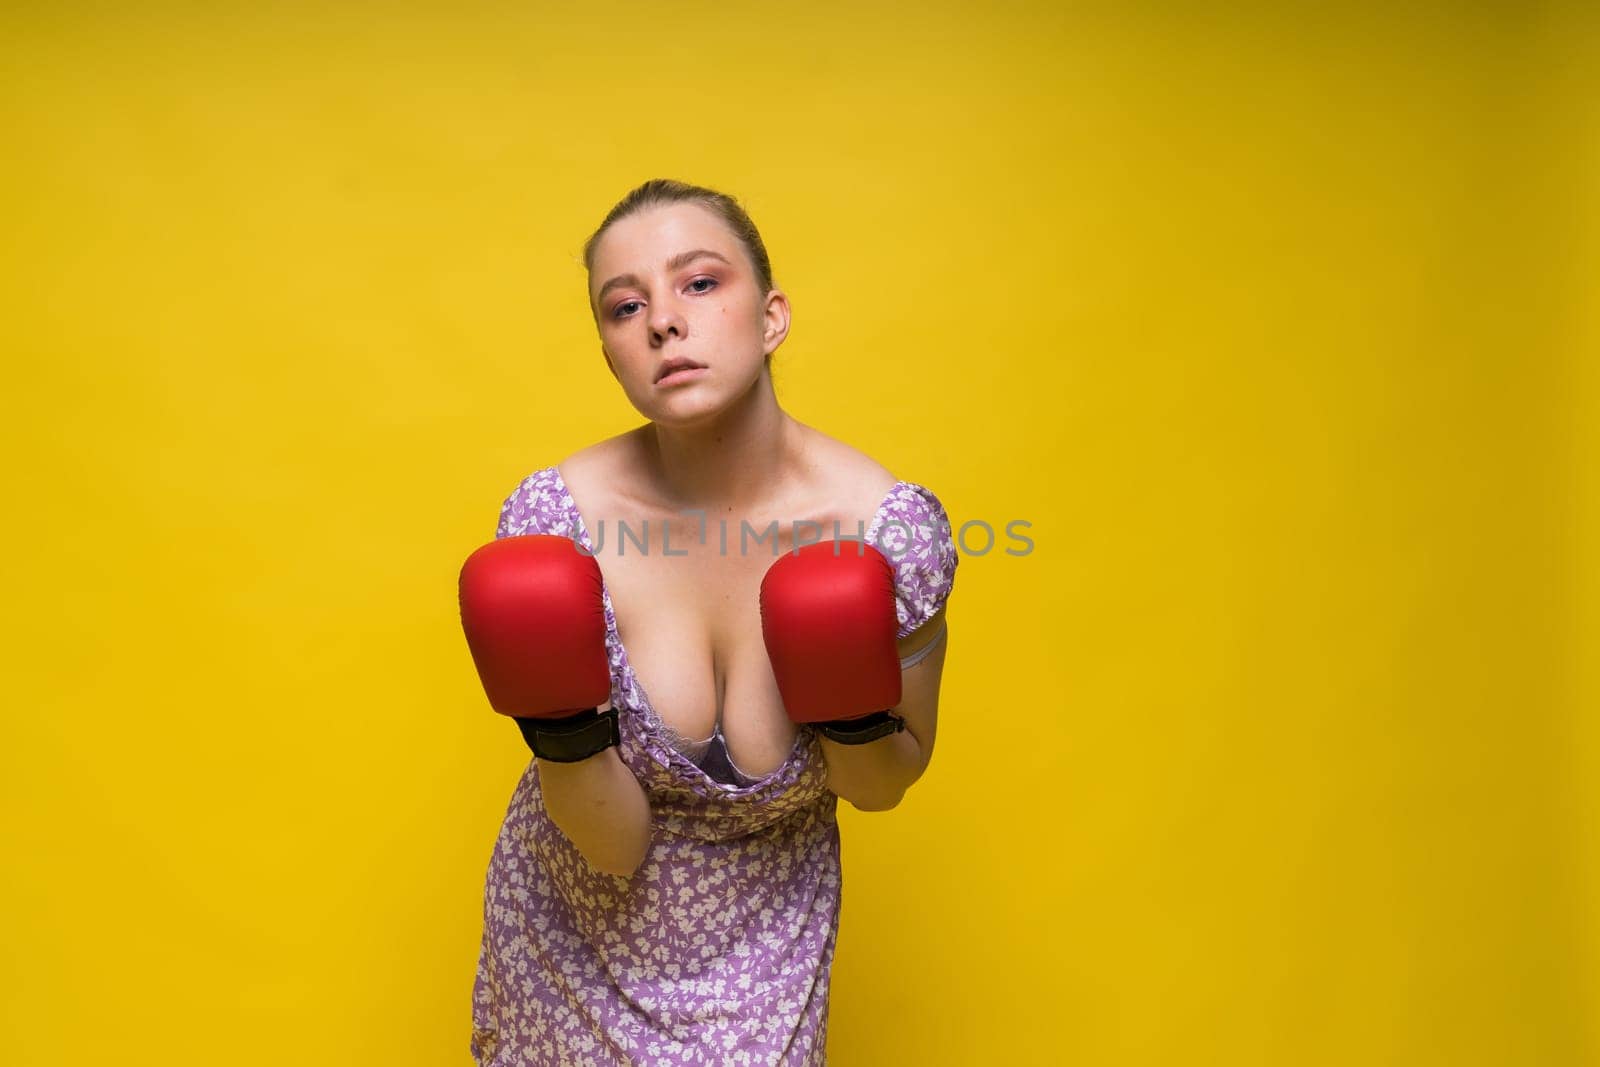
590, 203, 739, 276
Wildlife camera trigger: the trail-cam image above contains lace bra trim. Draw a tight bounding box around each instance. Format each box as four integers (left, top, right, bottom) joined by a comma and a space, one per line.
662, 719, 764, 786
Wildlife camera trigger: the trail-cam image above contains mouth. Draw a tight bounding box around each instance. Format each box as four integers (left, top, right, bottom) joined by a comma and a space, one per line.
654, 358, 708, 385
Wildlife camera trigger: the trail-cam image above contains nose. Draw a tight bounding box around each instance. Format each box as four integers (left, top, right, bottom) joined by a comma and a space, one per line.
649, 296, 686, 345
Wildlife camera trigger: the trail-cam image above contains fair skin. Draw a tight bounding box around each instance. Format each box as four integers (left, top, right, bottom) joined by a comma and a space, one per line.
535, 202, 951, 878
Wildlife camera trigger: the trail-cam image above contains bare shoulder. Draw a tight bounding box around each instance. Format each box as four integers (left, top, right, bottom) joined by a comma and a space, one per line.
797, 424, 899, 516
556, 428, 651, 508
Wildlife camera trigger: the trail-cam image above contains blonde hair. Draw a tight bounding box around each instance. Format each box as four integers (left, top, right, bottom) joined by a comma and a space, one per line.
583, 178, 777, 299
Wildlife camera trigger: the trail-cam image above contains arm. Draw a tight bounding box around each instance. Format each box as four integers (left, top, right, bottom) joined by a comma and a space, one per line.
536, 720, 653, 878
819, 604, 949, 812
460, 521, 652, 879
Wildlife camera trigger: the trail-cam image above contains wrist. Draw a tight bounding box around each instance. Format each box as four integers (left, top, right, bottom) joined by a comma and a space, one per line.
814, 709, 905, 744
515, 705, 621, 762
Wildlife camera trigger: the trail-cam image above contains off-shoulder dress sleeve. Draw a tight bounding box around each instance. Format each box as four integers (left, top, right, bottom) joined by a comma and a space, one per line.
493, 465, 577, 541
868, 481, 960, 641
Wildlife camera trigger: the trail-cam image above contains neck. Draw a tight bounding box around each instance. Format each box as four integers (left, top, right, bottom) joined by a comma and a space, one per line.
643, 369, 801, 512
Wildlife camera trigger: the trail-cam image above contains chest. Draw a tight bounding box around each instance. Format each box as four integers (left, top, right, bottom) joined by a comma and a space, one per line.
579, 500, 886, 768
612, 537, 770, 713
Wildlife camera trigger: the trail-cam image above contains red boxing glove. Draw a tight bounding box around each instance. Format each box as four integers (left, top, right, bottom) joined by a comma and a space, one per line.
759, 540, 904, 742
458, 534, 618, 760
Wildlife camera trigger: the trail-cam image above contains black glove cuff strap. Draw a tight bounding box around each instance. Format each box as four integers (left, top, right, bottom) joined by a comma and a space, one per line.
816, 709, 906, 745
515, 707, 621, 763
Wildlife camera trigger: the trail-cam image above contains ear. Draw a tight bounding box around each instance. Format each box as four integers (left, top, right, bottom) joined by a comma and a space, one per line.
761, 289, 792, 357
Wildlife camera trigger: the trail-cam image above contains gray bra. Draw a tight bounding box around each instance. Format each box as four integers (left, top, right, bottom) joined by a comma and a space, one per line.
673, 720, 763, 788
671, 620, 948, 788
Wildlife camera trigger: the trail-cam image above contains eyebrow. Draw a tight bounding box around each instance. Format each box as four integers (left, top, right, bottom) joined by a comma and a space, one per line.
595, 249, 734, 303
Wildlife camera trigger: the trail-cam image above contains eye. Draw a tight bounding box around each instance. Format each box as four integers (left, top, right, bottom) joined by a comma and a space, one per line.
611, 277, 715, 320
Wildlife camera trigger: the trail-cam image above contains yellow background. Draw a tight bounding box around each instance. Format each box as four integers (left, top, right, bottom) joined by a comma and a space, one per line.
4, 3, 1595, 1064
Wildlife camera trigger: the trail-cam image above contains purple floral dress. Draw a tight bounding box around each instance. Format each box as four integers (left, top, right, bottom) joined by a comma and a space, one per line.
470, 466, 958, 1066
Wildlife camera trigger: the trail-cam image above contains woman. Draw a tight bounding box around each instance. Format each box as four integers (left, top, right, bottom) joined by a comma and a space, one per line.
464, 178, 958, 1065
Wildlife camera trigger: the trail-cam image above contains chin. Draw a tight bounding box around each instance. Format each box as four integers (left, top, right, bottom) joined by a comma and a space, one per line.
656, 388, 750, 424
644, 405, 722, 429
630, 369, 760, 424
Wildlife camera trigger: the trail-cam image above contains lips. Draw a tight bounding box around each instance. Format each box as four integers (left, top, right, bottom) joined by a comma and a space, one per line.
654, 358, 707, 384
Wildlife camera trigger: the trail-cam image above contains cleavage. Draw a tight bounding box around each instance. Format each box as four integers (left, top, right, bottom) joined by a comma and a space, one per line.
613, 580, 795, 777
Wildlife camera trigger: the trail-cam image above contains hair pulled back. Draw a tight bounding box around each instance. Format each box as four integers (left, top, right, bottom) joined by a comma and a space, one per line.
583, 178, 777, 301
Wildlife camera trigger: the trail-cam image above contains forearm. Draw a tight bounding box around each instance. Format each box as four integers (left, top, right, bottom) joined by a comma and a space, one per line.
820, 613, 948, 812
536, 741, 652, 877
818, 728, 923, 811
